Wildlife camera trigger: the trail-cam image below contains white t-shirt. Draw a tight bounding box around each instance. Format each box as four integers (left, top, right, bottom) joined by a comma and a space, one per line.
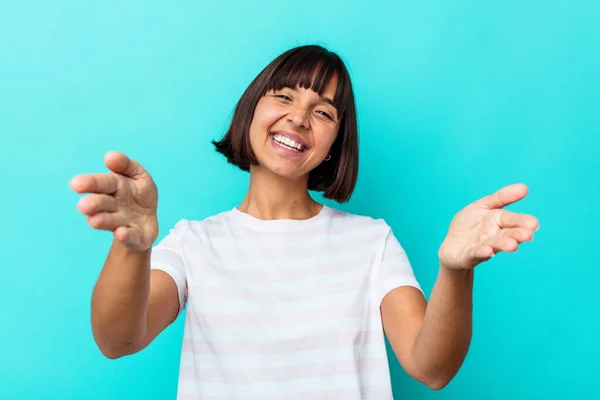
151, 205, 422, 400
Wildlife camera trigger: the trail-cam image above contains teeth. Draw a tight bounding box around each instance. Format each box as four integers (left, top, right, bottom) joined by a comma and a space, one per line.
273, 134, 304, 151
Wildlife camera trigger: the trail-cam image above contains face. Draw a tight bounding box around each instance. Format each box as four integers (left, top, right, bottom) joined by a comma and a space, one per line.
248, 76, 341, 180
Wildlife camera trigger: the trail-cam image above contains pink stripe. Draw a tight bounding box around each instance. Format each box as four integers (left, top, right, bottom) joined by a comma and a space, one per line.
186, 255, 374, 285
177, 387, 391, 400
188, 272, 370, 303
186, 301, 370, 328
181, 330, 376, 356
177, 394, 199, 400
178, 359, 389, 383
192, 230, 385, 264
253, 387, 392, 400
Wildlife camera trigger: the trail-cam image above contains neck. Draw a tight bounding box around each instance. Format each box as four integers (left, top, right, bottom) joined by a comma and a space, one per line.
238, 166, 322, 220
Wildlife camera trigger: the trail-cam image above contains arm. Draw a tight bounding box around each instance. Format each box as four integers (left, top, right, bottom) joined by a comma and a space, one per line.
381, 183, 538, 389
91, 240, 180, 359
70, 151, 183, 359
381, 267, 473, 390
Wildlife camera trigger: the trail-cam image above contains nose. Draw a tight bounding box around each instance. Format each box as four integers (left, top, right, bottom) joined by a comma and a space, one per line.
286, 107, 310, 129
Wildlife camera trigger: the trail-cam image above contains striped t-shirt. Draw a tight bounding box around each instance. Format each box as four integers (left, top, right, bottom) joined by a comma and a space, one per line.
151, 205, 422, 399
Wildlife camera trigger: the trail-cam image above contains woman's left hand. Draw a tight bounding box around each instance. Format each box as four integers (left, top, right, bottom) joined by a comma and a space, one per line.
438, 183, 539, 270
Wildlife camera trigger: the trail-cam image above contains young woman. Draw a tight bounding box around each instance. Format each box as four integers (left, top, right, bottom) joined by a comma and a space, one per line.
70, 45, 539, 399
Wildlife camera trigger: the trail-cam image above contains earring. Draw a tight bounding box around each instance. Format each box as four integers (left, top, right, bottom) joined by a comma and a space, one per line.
324, 155, 331, 161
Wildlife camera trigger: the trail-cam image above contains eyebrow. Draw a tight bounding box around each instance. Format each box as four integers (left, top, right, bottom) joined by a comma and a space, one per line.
320, 96, 340, 120
279, 87, 338, 112
321, 96, 336, 108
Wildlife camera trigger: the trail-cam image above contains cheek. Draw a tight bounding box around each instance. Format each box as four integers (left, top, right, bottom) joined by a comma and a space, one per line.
251, 104, 283, 133
314, 127, 339, 154
248, 104, 284, 156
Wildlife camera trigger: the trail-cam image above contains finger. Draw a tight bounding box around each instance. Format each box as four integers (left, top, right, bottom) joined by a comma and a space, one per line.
104, 151, 146, 178
482, 235, 519, 253
113, 226, 141, 247
499, 227, 534, 243
477, 183, 529, 210
87, 212, 128, 231
469, 244, 495, 260
70, 174, 119, 194
498, 210, 539, 230
76, 194, 117, 215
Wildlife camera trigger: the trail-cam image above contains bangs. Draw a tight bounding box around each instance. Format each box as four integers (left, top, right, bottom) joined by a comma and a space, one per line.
265, 47, 352, 116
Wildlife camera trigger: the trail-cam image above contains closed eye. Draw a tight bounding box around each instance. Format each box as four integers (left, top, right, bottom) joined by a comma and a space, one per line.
316, 110, 334, 120
274, 94, 292, 101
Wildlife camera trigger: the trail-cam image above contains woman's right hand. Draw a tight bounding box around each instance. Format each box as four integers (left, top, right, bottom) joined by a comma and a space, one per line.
69, 151, 159, 252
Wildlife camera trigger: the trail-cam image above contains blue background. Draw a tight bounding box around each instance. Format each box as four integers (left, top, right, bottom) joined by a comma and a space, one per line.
1, 1, 598, 398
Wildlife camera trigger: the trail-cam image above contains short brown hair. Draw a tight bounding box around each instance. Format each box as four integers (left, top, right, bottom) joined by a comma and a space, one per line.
212, 45, 359, 203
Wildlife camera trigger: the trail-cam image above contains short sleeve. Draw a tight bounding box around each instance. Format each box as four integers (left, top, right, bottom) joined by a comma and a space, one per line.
150, 220, 189, 316
377, 229, 423, 305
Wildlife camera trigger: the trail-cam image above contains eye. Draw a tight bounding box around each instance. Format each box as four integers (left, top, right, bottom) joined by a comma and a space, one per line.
274, 94, 292, 101
316, 110, 334, 120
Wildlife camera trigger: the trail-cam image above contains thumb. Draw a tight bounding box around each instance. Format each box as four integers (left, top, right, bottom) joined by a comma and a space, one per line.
477, 183, 529, 210
114, 226, 142, 249
467, 244, 495, 265
104, 151, 146, 178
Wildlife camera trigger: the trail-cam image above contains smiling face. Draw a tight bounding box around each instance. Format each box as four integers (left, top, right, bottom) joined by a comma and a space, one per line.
248, 76, 341, 180
212, 45, 359, 202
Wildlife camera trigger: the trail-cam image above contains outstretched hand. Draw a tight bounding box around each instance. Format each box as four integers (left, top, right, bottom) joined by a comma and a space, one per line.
438, 183, 539, 270
69, 151, 159, 252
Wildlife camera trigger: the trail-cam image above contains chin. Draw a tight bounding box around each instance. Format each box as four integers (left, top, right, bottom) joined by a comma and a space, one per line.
256, 161, 310, 181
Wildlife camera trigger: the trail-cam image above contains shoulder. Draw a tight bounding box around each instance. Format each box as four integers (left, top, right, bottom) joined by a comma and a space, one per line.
325, 206, 392, 234
162, 209, 237, 238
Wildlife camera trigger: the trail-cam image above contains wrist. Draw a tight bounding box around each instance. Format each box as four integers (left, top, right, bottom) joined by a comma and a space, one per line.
113, 238, 152, 257
439, 263, 474, 282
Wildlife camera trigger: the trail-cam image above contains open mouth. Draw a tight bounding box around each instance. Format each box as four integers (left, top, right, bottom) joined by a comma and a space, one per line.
271, 133, 307, 153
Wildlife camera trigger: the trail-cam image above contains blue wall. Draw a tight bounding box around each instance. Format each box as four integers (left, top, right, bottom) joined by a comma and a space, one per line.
1, 1, 598, 398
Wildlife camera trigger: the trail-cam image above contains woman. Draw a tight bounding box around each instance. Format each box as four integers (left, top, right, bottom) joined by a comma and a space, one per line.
70, 45, 539, 399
